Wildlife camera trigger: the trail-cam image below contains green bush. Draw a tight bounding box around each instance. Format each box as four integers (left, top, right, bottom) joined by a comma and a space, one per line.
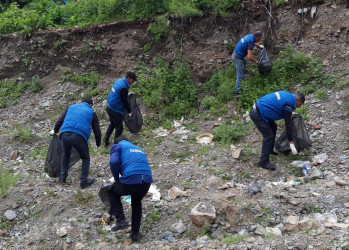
169, 0, 201, 17
148, 14, 169, 40
0, 167, 20, 197
29, 75, 44, 92
213, 121, 251, 144
134, 56, 198, 119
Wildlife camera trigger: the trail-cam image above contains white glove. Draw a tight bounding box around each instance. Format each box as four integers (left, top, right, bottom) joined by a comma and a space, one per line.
49, 130, 55, 136
290, 143, 297, 155
259, 45, 264, 49
128, 112, 133, 117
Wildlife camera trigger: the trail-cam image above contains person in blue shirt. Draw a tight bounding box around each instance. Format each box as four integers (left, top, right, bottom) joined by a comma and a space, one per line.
104, 71, 136, 147
53, 98, 101, 189
232, 31, 264, 95
107, 136, 153, 242
249, 91, 305, 171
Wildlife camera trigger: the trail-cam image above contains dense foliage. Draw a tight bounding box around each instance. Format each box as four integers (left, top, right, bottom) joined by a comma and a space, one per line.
0, 0, 241, 37
134, 56, 198, 119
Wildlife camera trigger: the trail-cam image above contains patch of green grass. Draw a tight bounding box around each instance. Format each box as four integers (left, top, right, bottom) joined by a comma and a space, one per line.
315, 89, 326, 100
146, 209, 161, 222
61, 69, 101, 89
45, 188, 57, 197
53, 40, 65, 52
309, 204, 322, 213
183, 180, 190, 190
30, 145, 47, 160
96, 225, 108, 239
213, 121, 251, 145
12, 122, 32, 142
75, 190, 94, 206
198, 226, 210, 237
208, 169, 225, 175
0, 216, 11, 231
0, 167, 20, 197
255, 204, 273, 227
222, 234, 247, 244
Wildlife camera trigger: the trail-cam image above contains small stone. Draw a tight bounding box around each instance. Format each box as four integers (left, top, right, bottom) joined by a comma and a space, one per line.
170, 220, 187, 234
75, 243, 84, 250
312, 124, 321, 130
334, 177, 347, 186
4, 210, 16, 221
102, 212, 111, 223
220, 184, 230, 190
123, 239, 132, 245
57, 227, 67, 237
10, 150, 18, 160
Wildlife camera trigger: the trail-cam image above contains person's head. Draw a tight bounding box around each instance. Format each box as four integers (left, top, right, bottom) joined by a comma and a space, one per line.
253, 31, 263, 42
114, 136, 128, 144
125, 71, 137, 85
82, 97, 93, 107
295, 92, 305, 107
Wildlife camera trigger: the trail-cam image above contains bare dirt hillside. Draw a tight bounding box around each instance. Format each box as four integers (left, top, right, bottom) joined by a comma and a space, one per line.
0, 1, 349, 249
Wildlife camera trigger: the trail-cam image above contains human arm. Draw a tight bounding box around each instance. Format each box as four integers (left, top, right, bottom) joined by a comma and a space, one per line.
92, 112, 101, 147
247, 49, 258, 64
53, 109, 68, 133
255, 43, 264, 49
120, 88, 131, 113
109, 144, 122, 182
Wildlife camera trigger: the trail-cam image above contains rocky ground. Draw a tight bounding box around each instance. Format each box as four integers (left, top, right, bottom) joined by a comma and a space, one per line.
1, 0, 349, 249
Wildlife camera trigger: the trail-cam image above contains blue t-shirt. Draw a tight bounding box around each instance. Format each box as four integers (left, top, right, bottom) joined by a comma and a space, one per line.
233, 34, 256, 59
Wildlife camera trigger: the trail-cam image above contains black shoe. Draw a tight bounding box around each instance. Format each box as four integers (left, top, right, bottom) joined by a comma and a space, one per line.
259, 162, 276, 171
80, 178, 95, 189
271, 151, 279, 156
59, 176, 66, 184
104, 141, 110, 147
131, 233, 142, 242
111, 220, 129, 231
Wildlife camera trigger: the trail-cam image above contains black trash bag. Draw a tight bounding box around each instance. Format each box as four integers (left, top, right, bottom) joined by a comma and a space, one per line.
98, 182, 113, 207
275, 114, 311, 154
258, 48, 272, 74
44, 134, 80, 178
124, 92, 143, 134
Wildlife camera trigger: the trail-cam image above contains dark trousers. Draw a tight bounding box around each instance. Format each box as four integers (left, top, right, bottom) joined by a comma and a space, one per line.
60, 132, 90, 182
249, 108, 277, 164
105, 106, 123, 144
108, 182, 150, 234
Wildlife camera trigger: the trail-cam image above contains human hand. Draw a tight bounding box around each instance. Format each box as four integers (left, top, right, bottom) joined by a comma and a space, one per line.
292, 112, 298, 117
49, 130, 56, 136
259, 45, 264, 49
290, 143, 297, 155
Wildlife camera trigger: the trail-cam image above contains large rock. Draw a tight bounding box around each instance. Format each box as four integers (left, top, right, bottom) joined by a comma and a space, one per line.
168, 186, 190, 200
190, 202, 216, 228
170, 220, 187, 234
4, 210, 16, 221
265, 227, 282, 237
299, 217, 320, 230
284, 216, 299, 232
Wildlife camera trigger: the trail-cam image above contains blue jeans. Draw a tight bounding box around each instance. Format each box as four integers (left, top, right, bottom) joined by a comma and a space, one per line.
61, 132, 90, 182
232, 55, 247, 94
249, 108, 277, 164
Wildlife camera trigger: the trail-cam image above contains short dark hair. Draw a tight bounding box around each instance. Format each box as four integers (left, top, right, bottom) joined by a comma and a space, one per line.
296, 92, 305, 104
125, 71, 137, 81
82, 97, 93, 106
114, 136, 128, 144
253, 31, 263, 37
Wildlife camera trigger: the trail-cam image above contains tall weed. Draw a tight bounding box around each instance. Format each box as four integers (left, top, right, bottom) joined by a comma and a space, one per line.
0, 167, 20, 197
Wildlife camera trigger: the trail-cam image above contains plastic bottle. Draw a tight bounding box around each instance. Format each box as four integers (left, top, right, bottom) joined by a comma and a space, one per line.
302, 166, 309, 176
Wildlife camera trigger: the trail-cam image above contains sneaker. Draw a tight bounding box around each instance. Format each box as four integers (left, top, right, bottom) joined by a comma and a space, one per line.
271, 150, 279, 156
259, 162, 276, 171
80, 178, 95, 189
59, 176, 66, 184
131, 233, 142, 242
111, 220, 129, 231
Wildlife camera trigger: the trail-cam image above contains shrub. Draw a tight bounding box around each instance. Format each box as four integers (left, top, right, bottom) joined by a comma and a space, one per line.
0, 79, 28, 108
134, 56, 198, 119
0, 167, 20, 197
169, 0, 202, 17
29, 75, 44, 92
148, 14, 169, 40
61, 69, 101, 89
213, 121, 251, 144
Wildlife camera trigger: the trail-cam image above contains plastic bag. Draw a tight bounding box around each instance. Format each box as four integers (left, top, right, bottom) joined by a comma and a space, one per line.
98, 182, 113, 207
124, 92, 143, 133
44, 134, 80, 178
275, 114, 311, 153
258, 48, 272, 74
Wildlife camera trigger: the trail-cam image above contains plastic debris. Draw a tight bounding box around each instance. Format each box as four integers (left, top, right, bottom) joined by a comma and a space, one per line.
196, 133, 213, 144
149, 184, 161, 201
247, 181, 262, 198
123, 195, 131, 204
